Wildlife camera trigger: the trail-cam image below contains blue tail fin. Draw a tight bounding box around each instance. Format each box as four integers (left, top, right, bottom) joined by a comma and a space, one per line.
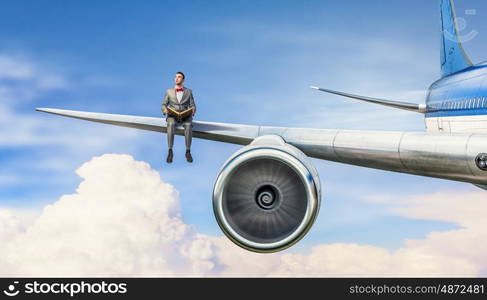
440, 0, 473, 77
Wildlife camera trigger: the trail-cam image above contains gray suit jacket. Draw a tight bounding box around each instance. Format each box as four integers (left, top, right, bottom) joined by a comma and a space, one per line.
161, 87, 196, 115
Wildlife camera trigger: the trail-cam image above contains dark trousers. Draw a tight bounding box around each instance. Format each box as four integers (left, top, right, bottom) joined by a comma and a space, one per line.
166, 115, 192, 150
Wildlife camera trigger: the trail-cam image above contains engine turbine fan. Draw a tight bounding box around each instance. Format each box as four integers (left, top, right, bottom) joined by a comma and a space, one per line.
212, 135, 321, 253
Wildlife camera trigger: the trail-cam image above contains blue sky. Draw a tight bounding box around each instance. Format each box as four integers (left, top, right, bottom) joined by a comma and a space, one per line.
1, 0, 487, 255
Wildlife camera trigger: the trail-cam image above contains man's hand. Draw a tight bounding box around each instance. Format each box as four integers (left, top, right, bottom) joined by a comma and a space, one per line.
192, 108, 196, 116
163, 108, 168, 115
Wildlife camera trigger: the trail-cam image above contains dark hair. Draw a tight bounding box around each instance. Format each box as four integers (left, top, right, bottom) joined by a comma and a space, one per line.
176, 71, 185, 79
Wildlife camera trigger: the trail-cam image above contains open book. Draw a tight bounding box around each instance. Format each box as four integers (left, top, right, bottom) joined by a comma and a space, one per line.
166, 106, 194, 122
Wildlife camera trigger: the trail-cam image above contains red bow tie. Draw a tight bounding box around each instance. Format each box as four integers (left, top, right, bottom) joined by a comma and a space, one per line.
175, 88, 184, 92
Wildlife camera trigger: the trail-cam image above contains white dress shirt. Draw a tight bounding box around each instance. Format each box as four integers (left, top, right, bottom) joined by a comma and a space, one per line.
176, 87, 183, 103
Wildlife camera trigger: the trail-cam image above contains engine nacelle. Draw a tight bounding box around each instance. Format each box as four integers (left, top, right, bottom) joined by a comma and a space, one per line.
212, 134, 322, 253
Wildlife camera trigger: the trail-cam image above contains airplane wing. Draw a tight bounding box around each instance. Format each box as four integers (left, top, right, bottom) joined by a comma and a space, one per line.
36, 107, 487, 187
35, 107, 259, 145
309, 86, 426, 113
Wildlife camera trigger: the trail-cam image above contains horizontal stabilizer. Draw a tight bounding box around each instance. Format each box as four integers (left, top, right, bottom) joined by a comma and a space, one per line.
310, 86, 426, 113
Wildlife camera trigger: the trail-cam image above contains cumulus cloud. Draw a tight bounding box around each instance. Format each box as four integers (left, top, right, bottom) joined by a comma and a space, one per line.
0, 154, 485, 277
0, 154, 224, 276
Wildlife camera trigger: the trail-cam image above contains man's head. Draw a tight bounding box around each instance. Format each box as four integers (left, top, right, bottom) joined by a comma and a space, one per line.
174, 72, 185, 86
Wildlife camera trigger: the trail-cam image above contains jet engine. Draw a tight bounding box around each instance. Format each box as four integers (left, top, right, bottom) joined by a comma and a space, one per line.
212, 134, 321, 253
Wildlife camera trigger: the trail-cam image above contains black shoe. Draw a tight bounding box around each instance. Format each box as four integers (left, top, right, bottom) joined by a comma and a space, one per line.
166, 149, 173, 163
185, 150, 193, 163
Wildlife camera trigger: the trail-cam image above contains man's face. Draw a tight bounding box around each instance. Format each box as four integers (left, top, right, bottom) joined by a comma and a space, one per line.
175, 74, 184, 85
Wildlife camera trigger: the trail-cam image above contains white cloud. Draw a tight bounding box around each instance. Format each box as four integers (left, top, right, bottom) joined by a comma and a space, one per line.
0, 54, 145, 182
0, 54, 70, 101
0, 54, 137, 148
0, 55, 35, 80
0, 154, 222, 276
193, 21, 434, 131
0, 154, 485, 277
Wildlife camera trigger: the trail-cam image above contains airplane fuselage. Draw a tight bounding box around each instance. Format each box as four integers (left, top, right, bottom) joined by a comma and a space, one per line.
426, 62, 487, 133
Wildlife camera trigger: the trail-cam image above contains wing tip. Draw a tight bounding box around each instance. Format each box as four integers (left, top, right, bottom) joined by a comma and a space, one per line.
35, 107, 68, 114
35, 107, 53, 113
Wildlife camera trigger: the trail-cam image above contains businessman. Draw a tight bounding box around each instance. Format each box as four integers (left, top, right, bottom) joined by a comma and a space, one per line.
161, 71, 196, 163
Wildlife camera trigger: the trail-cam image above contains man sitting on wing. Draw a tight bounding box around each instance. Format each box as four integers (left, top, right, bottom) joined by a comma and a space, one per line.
161, 71, 196, 163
